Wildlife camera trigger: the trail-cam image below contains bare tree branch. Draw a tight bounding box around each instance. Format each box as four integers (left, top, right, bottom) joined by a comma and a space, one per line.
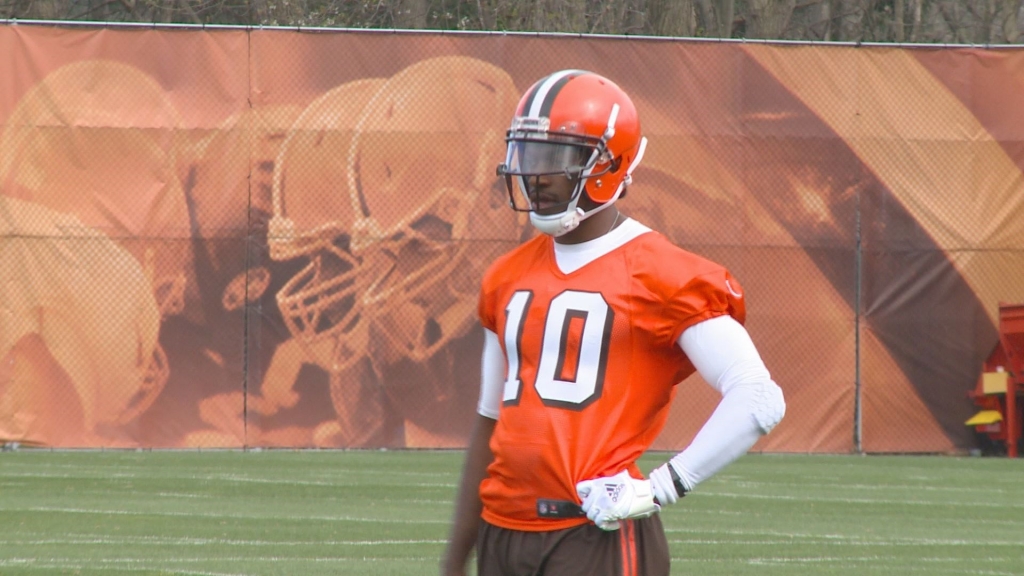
717, 0, 735, 36
894, 0, 905, 40
395, 0, 427, 28
745, 0, 797, 38
648, 0, 694, 37
0, 0, 1006, 43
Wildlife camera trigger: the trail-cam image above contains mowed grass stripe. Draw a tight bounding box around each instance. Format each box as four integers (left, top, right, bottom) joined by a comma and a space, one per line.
0, 456, 454, 470
5, 536, 1022, 549
1, 451, 1022, 576
0, 469, 457, 489
0, 555, 450, 576
2, 536, 448, 546
700, 490, 1024, 508
1, 505, 450, 524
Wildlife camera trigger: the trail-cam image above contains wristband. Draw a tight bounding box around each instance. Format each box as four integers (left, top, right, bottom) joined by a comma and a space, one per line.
669, 464, 688, 499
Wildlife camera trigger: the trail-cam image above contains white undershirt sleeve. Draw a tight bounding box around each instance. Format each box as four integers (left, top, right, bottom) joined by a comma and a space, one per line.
476, 328, 504, 420
667, 315, 786, 491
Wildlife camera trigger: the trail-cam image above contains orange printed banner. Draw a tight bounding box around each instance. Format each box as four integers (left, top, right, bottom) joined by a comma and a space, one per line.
1, 25, 1022, 451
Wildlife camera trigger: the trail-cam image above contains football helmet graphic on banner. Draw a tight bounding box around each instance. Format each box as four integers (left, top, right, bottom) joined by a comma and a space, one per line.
346, 56, 522, 365
497, 69, 647, 237
0, 195, 166, 444
0, 59, 191, 320
0, 61, 180, 435
268, 78, 387, 373
185, 104, 304, 313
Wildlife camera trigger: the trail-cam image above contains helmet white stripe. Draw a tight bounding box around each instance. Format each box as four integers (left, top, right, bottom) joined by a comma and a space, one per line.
527, 69, 583, 118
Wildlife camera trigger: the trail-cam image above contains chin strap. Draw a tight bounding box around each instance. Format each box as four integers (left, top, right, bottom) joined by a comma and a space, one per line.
623, 136, 647, 186
529, 207, 581, 237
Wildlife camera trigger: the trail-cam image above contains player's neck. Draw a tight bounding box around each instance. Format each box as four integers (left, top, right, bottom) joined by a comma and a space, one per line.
554, 207, 622, 245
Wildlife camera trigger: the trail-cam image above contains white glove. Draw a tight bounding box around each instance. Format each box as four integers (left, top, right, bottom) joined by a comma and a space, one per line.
575, 470, 661, 531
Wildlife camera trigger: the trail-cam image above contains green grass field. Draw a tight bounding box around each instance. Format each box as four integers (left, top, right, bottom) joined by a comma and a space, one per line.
0, 450, 1021, 575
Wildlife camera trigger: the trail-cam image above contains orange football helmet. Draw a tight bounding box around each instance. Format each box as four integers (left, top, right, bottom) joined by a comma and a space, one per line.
346, 56, 522, 365
497, 70, 647, 236
268, 78, 387, 373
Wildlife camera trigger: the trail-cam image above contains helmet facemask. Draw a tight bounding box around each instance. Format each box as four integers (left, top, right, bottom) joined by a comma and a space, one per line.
276, 240, 374, 373
264, 78, 387, 375
357, 210, 474, 363
502, 134, 601, 202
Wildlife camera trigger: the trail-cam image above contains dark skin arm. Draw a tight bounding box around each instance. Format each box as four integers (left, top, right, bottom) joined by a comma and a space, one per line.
440, 414, 497, 576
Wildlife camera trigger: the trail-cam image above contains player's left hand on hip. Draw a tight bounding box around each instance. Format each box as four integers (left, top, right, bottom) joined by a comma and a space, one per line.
575, 470, 660, 531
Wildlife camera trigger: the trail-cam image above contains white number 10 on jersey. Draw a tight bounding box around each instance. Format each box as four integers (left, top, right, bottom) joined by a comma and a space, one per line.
502, 290, 613, 410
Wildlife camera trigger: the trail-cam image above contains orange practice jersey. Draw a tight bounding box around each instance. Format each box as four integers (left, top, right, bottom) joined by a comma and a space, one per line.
477, 229, 746, 531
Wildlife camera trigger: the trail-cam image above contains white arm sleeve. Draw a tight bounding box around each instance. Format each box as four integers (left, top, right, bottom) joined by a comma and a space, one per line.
666, 315, 786, 491
476, 328, 504, 419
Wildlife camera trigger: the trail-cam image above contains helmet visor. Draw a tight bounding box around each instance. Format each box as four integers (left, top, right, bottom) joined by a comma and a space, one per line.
500, 139, 595, 212
503, 140, 594, 177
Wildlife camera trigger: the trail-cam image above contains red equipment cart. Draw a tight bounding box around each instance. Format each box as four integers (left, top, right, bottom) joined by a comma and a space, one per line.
967, 302, 1024, 457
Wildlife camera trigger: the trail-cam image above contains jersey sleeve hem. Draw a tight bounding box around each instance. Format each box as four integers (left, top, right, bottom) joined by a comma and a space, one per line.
671, 309, 730, 348
476, 405, 500, 420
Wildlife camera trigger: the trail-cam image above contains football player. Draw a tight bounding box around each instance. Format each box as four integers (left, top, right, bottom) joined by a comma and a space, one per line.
441, 70, 787, 576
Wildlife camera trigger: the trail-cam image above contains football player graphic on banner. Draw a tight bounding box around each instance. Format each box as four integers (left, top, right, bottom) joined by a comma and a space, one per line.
0, 60, 184, 445
269, 56, 524, 448
175, 102, 315, 447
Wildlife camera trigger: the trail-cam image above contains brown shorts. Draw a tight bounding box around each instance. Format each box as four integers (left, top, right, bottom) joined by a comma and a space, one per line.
476, 516, 670, 576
